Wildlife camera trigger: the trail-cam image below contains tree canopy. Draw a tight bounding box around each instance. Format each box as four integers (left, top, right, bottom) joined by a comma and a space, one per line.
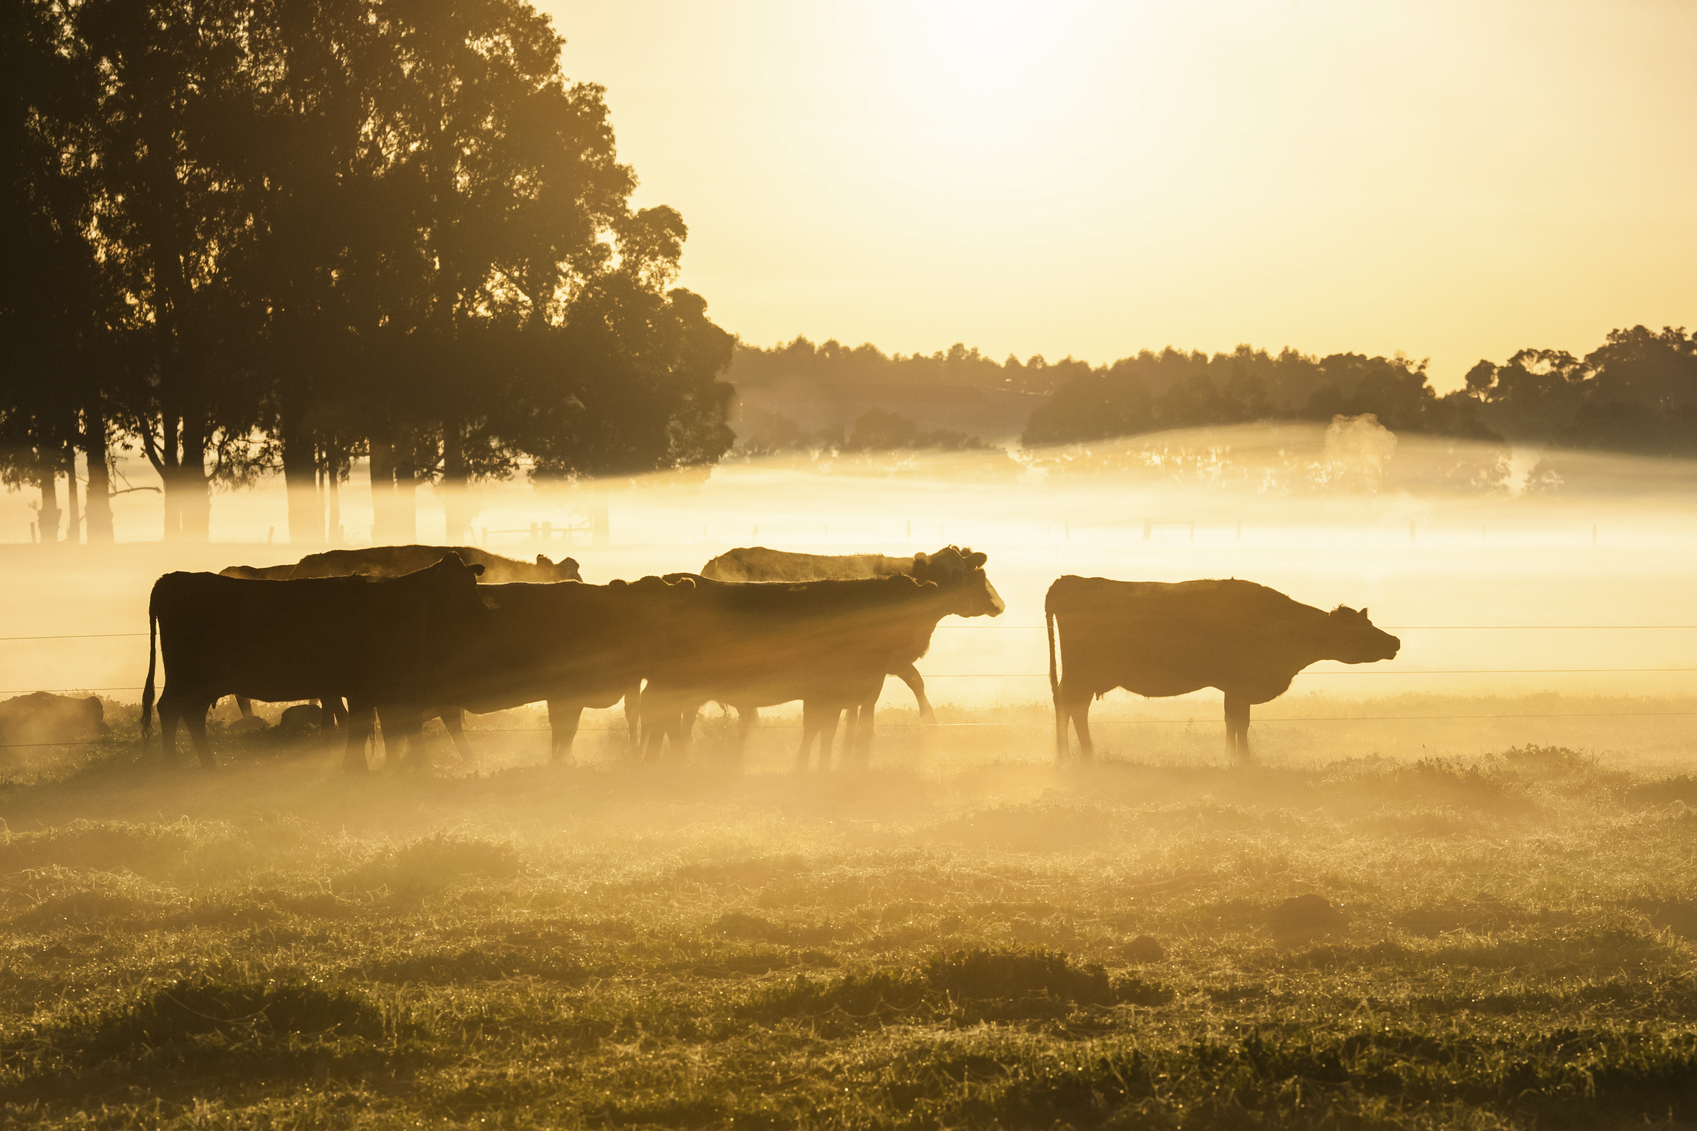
0, 0, 735, 543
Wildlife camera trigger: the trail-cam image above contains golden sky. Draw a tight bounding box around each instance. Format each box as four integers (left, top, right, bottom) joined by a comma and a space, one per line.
547, 1, 1696, 389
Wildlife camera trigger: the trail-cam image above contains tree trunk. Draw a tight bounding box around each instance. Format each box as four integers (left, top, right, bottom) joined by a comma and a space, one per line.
591, 487, 611, 547
64, 449, 80, 545
369, 433, 399, 544
326, 444, 343, 544
37, 468, 61, 544
177, 410, 211, 542
395, 475, 420, 542
282, 411, 322, 545
83, 404, 114, 544
441, 414, 470, 544
161, 407, 182, 540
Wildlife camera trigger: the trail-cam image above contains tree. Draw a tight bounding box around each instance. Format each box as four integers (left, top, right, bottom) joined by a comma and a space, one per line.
75, 0, 274, 540
0, 0, 123, 543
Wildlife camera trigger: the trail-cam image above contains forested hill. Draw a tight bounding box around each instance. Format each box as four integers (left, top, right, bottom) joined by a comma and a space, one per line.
1023, 326, 1696, 456
732, 327, 1697, 458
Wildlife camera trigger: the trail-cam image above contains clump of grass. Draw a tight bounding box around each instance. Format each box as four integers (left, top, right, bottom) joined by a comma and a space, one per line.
1, 977, 401, 1105
337, 833, 521, 896
0, 819, 207, 877
745, 947, 1126, 1028
709, 909, 844, 946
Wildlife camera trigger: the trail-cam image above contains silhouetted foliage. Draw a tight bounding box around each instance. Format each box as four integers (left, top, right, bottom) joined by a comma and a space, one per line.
0, 0, 734, 542
736, 408, 995, 459
1464, 326, 1697, 457
1023, 346, 1496, 447
730, 337, 1086, 397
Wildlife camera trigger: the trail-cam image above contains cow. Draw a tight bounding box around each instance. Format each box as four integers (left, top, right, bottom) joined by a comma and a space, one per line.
289, 545, 581, 584
0, 692, 111, 749
698, 545, 995, 721
216, 546, 583, 750
141, 554, 488, 770
402, 576, 691, 763
642, 567, 1004, 769
217, 563, 297, 581
1045, 576, 1400, 762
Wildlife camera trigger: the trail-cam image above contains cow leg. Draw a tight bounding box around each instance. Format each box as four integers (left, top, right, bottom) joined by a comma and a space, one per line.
671, 704, 699, 760
342, 704, 376, 773
235, 695, 255, 720
622, 681, 642, 752
157, 688, 183, 768
1056, 679, 1095, 760
816, 707, 843, 772
317, 698, 339, 737
795, 704, 821, 771
1224, 695, 1252, 761
442, 708, 476, 764
851, 698, 877, 764
1070, 690, 1096, 761
547, 701, 583, 764
183, 699, 216, 770
891, 663, 935, 723
735, 706, 758, 757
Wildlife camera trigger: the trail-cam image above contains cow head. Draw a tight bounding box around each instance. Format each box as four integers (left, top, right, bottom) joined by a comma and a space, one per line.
423, 553, 488, 615
914, 546, 1003, 618
538, 553, 583, 581
1325, 606, 1400, 664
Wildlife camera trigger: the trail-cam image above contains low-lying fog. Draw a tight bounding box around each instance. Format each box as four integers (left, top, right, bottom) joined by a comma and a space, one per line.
4, 421, 1695, 769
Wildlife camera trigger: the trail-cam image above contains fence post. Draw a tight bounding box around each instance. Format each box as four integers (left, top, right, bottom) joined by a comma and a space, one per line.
266, 526, 274, 544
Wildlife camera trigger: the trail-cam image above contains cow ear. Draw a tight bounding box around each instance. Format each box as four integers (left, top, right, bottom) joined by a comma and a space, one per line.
470, 564, 485, 577
966, 551, 987, 569
1360, 607, 1369, 619
913, 553, 927, 567
537, 554, 552, 566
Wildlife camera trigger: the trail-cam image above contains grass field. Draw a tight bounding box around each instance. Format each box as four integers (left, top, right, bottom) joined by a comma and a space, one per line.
5, 702, 1697, 1130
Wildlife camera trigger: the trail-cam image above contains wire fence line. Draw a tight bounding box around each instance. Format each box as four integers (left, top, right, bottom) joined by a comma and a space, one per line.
8, 661, 1697, 700
10, 708, 1697, 752
8, 624, 1697, 643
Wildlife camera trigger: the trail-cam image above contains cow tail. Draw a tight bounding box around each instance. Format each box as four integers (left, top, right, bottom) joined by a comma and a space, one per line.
1046, 601, 1059, 703
140, 585, 158, 742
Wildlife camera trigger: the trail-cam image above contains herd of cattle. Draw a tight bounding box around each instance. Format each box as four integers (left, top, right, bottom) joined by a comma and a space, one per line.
137, 544, 1401, 771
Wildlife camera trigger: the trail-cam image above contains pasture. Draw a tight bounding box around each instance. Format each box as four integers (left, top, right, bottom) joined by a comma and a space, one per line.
3, 438, 1697, 1128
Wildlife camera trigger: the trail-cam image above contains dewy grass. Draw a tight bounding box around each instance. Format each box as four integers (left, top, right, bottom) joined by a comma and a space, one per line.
3, 725, 1697, 1128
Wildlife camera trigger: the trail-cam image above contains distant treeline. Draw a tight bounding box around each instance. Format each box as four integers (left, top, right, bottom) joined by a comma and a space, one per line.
1, 0, 734, 544
729, 339, 1082, 396
733, 327, 1697, 459
1028, 326, 1697, 455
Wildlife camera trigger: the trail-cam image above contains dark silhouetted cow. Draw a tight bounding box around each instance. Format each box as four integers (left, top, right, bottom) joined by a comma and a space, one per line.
290, 545, 580, 584
644, 567, 1004, 768
408, 576, 692, 762
142, 554, 488, 770
217, 563, 296, 581
698, 545, 995, 721
1045, 576, 1400, 761
0, 692, 111, 749
216, 546, 581, 752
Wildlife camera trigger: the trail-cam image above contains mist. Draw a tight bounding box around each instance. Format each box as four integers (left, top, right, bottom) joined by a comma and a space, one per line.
5, 423, 1693, 777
